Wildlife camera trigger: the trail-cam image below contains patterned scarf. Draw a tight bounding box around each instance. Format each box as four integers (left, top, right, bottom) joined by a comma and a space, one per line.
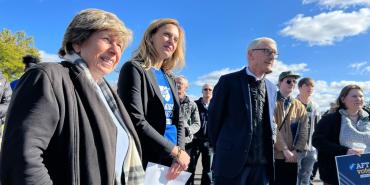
64, 54, 145, 185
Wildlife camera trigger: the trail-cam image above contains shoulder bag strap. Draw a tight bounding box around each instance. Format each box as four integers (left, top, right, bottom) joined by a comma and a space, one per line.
278, 105, 293, 131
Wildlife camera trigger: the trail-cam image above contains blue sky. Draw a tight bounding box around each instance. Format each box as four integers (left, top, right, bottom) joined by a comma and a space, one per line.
1, 0, 370, 111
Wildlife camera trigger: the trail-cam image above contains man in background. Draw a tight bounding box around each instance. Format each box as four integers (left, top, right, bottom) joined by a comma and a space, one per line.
175, 76, 201, 185
0, 71, 12, 145
296, 77, 321, 185
10, 55, 40, 90
192, 83, 214, 185
273, 71, 308, 185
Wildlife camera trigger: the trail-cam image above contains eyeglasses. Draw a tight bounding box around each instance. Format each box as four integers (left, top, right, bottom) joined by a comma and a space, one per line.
252, 48, 279, 58
286, 79, 297, 85
203, 88, 213, 91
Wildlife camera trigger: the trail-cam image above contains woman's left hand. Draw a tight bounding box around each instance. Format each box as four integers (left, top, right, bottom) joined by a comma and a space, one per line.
166, 161, 183, 180
347, 148, 365, 156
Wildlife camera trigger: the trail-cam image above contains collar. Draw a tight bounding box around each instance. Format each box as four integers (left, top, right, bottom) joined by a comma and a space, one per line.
339, 108, 369, 119
62, 53, 99, 85
180, 95, 190, 103
246, 66, 265, 81
277, 91, 291, 101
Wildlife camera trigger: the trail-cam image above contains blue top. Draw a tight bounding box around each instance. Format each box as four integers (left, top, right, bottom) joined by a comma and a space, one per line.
151, 68, 177, 145
10, 79, 19, 90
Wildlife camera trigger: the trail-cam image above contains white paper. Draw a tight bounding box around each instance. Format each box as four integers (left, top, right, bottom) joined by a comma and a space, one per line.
144, 162, 191, 185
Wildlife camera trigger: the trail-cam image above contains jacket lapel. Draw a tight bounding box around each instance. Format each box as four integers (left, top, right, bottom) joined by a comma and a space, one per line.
265, 80, 277, 142
64, 62, 117, 183
239, 68, 253, 131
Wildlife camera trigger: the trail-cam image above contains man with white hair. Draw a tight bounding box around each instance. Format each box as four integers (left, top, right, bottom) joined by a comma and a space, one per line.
208, 37, 278, 185
174, 76, 201, 185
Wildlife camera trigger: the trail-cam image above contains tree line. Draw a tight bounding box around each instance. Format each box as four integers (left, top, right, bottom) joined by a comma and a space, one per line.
0, 29, 39, 81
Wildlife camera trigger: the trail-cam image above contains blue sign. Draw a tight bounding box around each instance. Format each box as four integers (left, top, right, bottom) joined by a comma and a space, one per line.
335, 153, 370, 185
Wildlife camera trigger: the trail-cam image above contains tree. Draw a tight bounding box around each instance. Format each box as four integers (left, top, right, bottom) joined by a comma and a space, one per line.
0, 29, 39, 81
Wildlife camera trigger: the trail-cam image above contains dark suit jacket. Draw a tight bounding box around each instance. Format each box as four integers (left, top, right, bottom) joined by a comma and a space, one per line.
312, 111, 348, 185
117, 60, 184, 167
1, 62, 141, 185
208, 68, 277, 180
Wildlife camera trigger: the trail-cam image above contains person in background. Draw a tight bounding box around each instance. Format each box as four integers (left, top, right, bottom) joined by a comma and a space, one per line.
192, 83, 214, 185
0, 71, 12, 145
208, 37, 278, 185
117, 18, 190, 180
0, 9, 144, 185
273, 71, 308, 185
10, 55, 41, 90
323, 102, 337, 116
174, 75, 201, 185
313, 84, 370, 185
296, 77, 321, 185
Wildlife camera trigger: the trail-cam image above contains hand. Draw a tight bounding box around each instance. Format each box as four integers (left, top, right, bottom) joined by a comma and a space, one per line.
177, 149, 190, 170
166, 161, 182, 180
283, 149, 297, 163
171, 146, 190, 170
347, 148, 364, 156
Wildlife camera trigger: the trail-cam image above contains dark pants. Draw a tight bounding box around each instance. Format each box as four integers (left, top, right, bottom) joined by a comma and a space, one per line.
273, 159, 297, 185
214, 165, 268, 185
186, 138, 213, 185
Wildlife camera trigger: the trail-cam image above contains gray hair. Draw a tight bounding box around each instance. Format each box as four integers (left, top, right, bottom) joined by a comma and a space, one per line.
175, 75, 189, 87
59, 8, 132, 57
247, 37, 277, 51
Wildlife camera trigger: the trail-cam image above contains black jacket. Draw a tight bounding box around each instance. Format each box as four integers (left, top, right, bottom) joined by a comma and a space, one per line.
312, 111, 349, 185
194, 97, 208, 139
0, 62, 141, 185
207, 68, 277, 180
117, 61, 183, 167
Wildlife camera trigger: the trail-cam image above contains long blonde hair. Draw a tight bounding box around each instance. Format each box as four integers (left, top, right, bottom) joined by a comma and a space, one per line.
132, 18, 185, 73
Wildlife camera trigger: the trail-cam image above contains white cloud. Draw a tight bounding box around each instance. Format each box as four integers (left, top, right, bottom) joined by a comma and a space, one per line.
194, 60, 308, 87
280, 8, 370, 46
193, 61, 370, 112
303, 0, 370, 8
313, 80, 370, 111
193, 67, 240, 86
266, 61, 308, 84
349, 61, 370, 74
350, 61, 368, 69
39, 50, 61, 63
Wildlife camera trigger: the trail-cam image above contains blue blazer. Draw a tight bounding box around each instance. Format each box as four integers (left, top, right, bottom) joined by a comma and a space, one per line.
208, 68, 277, 180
